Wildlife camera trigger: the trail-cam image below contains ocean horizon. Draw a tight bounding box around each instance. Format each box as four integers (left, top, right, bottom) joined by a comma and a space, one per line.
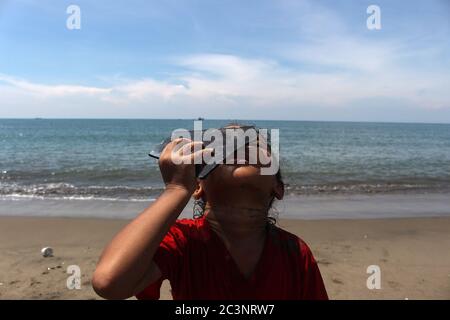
3, 117, 450, 125
1, 118, 450, 203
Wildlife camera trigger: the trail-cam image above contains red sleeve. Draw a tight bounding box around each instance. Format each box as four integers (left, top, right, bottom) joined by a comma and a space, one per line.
299, 240, 328, 300
135, 220, 189, 300
153, 221, 189, 282
135, 277, 163, 300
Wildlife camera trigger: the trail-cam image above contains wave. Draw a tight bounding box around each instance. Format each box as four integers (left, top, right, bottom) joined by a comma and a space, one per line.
0, 194, 155, 202
0, 182, 164, 201
1, 167, 161, 182
2, 179, 450, 202
284, 181, 450, 195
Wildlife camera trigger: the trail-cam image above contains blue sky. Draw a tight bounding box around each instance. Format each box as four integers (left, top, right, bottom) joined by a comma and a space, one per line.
0, 0, 449, 122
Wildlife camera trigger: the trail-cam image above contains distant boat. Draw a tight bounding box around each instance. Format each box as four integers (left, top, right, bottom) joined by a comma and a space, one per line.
197, 117, 205, 121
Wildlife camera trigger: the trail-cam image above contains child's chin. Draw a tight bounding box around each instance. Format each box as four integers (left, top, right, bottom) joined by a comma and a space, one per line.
212, 164, 267, 184
230, 165, 263, 180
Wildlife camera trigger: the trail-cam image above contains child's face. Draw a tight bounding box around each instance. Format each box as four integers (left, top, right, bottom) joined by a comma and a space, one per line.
199, 160, 283, 210
195, 124, 283, 210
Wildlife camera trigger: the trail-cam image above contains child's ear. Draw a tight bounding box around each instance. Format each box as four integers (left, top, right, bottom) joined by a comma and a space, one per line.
273, 180, 284, 200
192, 181, 204, 200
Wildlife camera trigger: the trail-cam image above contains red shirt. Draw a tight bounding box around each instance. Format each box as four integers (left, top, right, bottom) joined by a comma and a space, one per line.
136, 215, 328, 300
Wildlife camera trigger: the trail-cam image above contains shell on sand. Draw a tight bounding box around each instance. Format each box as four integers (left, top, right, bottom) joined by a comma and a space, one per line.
41, 247, 53, 257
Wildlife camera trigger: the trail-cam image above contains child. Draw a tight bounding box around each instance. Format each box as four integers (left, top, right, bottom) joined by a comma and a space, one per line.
92, 125, 328, 300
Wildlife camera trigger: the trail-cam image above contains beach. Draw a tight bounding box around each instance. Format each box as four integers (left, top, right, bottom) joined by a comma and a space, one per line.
2, 0, 450, 303
1, 196, 449, 300
1, 119, 450, 299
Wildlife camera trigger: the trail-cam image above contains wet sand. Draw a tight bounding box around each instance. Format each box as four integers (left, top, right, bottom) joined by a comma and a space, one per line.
2, 193, 450, 220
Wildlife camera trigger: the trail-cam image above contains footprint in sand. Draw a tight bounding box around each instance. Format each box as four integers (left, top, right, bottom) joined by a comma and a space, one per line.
30, 279, 42, 287
317, 259, 332, 266
388, 280, 400, 289
332, 278, 344, 285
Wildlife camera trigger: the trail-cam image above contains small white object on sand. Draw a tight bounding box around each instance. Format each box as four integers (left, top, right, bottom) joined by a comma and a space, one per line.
41, 247, 53, 257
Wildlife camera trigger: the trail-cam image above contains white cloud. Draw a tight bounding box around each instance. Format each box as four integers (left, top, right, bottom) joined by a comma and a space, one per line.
0, 74, 111, 97
106, 79, 188, 104
1, 0, 449, 119
285, 38, 396, 72
1, 50, 449, 117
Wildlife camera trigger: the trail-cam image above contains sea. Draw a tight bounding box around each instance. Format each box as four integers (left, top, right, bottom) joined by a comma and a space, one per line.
1, 119, 450, 203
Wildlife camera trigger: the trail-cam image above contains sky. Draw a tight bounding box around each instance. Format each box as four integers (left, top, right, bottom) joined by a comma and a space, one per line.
0, 0, 449, 122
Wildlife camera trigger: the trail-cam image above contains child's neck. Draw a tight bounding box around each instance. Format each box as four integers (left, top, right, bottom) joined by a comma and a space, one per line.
205, 206, 269, 278
205, 205, 268, 243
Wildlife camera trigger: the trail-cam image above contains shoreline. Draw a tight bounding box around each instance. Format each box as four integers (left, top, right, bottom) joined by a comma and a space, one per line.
0, 215, 449, 299
1, 192, 450, 220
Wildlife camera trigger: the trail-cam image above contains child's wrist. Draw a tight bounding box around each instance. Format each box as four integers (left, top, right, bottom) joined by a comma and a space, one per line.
164, 183, 194, 196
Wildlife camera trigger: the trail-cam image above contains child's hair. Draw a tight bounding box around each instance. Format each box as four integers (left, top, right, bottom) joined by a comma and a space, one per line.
267, 169, 283, 225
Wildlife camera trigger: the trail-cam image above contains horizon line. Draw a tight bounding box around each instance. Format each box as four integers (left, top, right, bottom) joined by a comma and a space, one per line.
1, 117, 450, 125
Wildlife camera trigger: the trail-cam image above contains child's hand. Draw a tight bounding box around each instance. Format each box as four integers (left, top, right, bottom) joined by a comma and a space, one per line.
158, 138, 210, 194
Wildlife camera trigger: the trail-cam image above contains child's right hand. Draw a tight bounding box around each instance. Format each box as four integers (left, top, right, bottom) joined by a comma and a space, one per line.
94, 138, 210, 299
158, 138, 210, 194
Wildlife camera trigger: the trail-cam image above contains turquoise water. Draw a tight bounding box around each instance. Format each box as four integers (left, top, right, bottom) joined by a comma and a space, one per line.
1, 119, 450, 201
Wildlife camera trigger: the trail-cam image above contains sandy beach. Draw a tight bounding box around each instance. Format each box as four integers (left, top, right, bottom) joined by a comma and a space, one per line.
0, 206, 449, 299
2, 0, 450, 303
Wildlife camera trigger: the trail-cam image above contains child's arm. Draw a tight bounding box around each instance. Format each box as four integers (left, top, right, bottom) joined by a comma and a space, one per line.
92, 139, 208, 299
